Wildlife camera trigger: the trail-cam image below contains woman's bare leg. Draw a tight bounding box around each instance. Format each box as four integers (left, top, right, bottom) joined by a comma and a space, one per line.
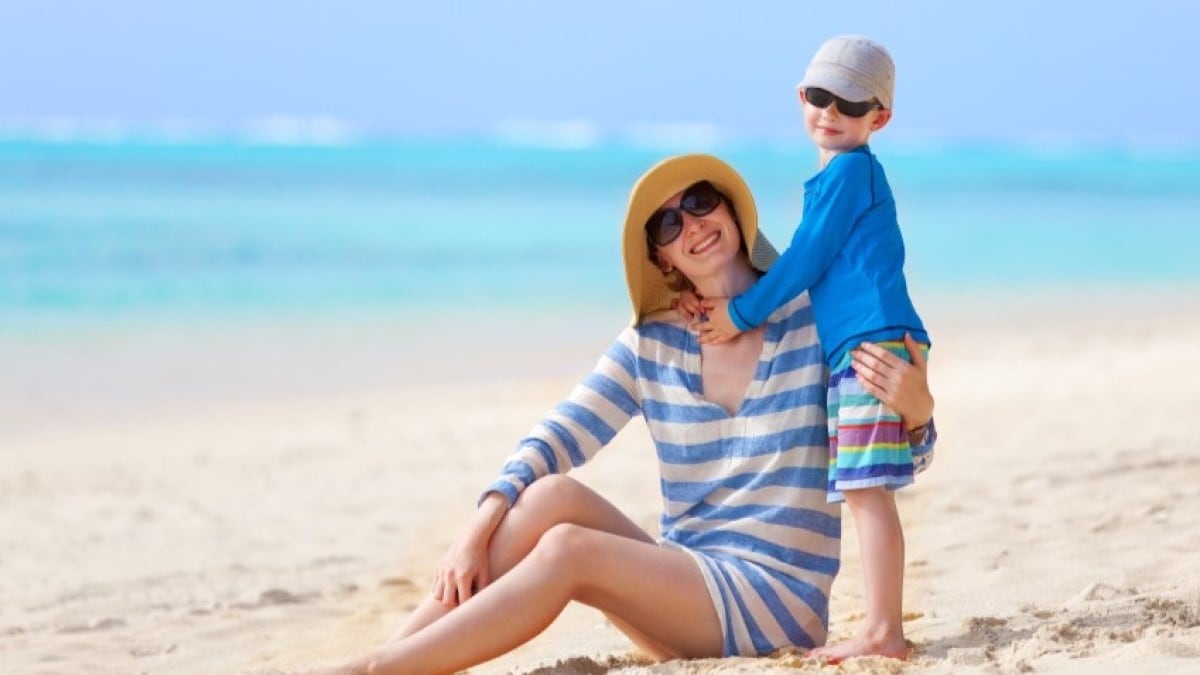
390, 476, 677, 658
811, 486, 907, 662
310, 522, 722, 675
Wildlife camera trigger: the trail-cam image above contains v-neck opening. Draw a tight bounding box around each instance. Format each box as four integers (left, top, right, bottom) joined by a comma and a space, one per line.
689, 315, 779, 418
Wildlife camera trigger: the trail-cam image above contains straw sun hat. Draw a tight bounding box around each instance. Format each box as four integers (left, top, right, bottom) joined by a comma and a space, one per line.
621, 154, 778, 324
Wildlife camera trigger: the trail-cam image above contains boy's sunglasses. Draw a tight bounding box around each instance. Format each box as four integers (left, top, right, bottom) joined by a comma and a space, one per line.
802, 87, 883, 118
645, 180, 723, 247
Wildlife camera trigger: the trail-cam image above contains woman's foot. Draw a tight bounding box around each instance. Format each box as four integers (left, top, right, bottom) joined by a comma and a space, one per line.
809, 630, 909, 664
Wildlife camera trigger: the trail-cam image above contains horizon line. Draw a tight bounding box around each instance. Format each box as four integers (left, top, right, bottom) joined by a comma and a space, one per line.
0, 115, 1197, 157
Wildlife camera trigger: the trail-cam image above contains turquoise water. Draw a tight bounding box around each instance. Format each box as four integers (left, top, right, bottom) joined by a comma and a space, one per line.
2, 138, 1198, 331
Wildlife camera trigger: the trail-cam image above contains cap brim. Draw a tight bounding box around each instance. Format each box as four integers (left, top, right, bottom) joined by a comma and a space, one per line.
798, 64, 878, 104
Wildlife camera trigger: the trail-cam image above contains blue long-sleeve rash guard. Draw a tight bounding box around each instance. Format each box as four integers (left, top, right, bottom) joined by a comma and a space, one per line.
728, 145, 928, 367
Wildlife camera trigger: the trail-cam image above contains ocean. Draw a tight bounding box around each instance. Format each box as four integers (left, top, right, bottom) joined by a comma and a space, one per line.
2, 137, 1198, 334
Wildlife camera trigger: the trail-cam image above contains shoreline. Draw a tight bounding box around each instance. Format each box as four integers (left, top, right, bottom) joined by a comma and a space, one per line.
6, 282, 1197, 445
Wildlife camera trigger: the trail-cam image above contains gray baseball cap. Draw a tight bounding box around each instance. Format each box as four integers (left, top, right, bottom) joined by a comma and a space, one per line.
798, 35, 895, 109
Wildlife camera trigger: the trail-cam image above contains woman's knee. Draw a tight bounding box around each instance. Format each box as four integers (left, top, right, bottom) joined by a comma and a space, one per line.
487, 477, 590, 575
529, 523, 596, 574
511, 475, 587, 523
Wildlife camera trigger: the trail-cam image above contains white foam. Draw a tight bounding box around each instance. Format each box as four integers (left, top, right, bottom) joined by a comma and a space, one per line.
0, 115, 362, 146
0, 116, 135, 143
237, 116, 359, 146
492, 118, 601, 150
620, 121, 732, 151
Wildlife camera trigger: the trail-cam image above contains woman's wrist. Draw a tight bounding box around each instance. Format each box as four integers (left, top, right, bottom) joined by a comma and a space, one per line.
906, 420, 932, 445
469, 492, 509, 541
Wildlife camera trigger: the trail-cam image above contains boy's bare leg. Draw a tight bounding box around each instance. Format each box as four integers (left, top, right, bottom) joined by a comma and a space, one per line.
811, 486, 908, 662
297, 523, 722, 675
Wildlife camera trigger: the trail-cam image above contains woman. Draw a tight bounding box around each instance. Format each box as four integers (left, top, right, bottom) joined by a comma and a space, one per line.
302, 154, 935, 674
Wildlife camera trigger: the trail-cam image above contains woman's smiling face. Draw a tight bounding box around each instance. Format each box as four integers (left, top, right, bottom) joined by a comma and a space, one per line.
651, 187, 744, 283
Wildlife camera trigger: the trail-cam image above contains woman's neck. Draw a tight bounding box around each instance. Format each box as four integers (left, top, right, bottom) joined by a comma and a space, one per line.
691, 259, 760, 301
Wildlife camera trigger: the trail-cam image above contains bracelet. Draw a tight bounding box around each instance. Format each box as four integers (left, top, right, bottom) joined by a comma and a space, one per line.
906, 423, 930, 446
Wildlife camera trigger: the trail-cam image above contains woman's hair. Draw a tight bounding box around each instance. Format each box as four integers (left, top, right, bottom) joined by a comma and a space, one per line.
646, 185, 749, 292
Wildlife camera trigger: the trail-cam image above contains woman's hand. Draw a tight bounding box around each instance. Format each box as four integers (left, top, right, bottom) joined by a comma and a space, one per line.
850, 332, 933, 430
431, 492, 507, 607
432, 534, 491, 608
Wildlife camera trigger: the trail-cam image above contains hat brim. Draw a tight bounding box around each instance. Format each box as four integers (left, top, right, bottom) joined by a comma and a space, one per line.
622, 154, 777, 325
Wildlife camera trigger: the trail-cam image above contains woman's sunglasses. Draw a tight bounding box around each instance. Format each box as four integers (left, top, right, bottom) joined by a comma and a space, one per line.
802, 87, 883, 118
645, 181, 723, 247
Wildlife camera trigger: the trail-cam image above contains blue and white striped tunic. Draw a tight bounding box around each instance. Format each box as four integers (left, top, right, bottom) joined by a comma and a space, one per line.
485, 294, 910, 655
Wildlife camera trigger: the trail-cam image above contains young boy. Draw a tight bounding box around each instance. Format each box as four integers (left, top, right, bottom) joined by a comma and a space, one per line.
690, 35, 932, 662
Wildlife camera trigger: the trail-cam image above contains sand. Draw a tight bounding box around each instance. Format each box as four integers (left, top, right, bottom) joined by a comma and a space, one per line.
2, 292, 1198, 674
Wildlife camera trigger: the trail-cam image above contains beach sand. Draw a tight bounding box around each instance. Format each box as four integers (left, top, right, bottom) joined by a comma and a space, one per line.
2, 293, 1198, 674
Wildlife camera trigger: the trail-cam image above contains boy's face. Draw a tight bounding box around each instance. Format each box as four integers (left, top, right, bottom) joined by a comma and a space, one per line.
799, 89, 892, 155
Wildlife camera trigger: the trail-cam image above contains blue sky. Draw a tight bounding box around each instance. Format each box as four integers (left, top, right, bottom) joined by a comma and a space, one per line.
4, 1, 1196, 146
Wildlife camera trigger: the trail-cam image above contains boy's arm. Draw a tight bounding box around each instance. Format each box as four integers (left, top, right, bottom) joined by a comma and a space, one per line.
728, 155, 872, 330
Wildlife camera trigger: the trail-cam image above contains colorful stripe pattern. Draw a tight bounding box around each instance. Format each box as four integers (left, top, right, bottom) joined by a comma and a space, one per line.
485, 294, 937, 656
826, 340, 932, 502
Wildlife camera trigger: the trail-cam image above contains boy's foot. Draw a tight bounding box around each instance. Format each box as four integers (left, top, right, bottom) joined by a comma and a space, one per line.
809, 632, 909, 664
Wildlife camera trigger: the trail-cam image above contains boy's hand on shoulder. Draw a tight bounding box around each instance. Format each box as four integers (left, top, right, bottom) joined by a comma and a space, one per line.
671, 289, 705, 323
696, 297, 741, 345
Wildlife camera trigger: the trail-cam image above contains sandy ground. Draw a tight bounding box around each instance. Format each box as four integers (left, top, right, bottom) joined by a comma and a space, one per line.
2, 293, 1198, 674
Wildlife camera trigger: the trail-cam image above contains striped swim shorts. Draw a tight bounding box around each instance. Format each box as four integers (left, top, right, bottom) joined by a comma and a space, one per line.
826, 340, 931, 503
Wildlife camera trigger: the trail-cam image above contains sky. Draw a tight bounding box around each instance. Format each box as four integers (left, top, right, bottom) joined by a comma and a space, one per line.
3, 0, 1198, 146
